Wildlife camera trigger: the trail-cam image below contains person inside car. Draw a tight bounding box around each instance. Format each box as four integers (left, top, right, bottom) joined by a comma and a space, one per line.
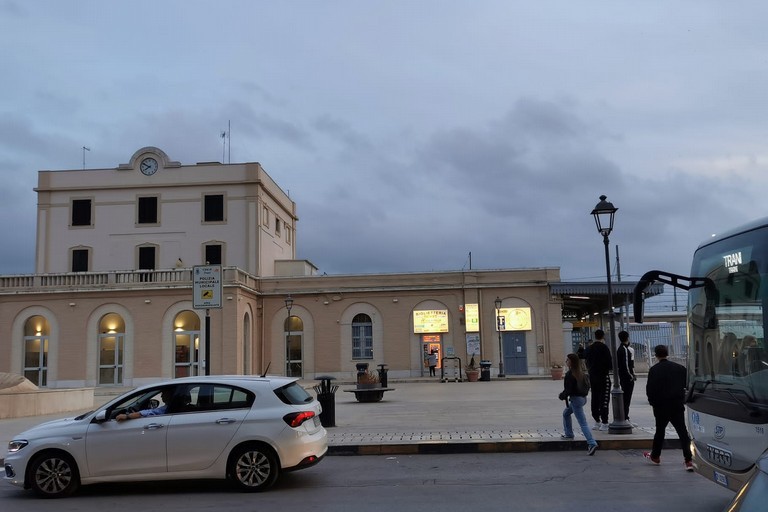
116, 388, 174, 421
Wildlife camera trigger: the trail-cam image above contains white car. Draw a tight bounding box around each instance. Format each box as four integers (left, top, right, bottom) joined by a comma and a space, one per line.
3, 376, 327, 498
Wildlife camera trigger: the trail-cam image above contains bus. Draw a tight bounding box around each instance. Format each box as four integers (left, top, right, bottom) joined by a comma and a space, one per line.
634, 216, 768, 492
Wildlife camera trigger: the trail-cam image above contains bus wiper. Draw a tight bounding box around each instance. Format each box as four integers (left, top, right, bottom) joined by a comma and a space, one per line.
724, 388, 761, 418
687, 379, 733, 402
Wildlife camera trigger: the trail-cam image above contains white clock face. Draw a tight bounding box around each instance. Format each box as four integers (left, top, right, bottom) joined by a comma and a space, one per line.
140, 157, 158, 176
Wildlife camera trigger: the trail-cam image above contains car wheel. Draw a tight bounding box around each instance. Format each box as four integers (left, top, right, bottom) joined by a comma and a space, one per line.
28, 452, 80, 498
228, 444, 279, 492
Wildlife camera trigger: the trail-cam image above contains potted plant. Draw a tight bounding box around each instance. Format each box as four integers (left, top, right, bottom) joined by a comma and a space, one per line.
357, 369, 380, 389
465, 355, 480, 382
550, 362, 564, 380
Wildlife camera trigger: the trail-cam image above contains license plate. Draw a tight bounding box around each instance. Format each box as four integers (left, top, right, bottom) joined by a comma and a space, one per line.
706, 444, 733, 468
714, 471, 729, 487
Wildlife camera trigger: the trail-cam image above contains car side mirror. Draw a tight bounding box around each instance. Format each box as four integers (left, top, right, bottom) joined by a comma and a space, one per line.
94, 410, 108, 423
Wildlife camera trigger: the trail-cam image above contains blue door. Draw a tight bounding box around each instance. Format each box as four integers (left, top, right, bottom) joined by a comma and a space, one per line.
503, 332, 527, 375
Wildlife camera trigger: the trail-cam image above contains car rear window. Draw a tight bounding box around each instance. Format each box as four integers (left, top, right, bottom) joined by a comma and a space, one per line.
274, 382, 314, 405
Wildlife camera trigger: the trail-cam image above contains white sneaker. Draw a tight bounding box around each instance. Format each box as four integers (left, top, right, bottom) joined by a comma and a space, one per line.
591, 423, 600, 430
599, 423, 609, 431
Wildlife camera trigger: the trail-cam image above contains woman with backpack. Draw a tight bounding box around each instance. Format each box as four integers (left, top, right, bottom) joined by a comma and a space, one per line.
559, 352, 598, 455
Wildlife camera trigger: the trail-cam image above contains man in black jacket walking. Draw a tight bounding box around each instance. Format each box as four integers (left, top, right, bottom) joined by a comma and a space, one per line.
644, 344, 694, 471
585, 329, 612, 431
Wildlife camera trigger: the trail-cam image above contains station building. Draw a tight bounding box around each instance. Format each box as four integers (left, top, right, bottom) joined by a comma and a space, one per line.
0, 147, 654, 389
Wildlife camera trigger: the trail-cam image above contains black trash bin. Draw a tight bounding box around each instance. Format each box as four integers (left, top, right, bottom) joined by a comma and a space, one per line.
355, 362, 369, 386
313, 376, 338, 427
377, 364, 388, 387
479, 360, 492, 381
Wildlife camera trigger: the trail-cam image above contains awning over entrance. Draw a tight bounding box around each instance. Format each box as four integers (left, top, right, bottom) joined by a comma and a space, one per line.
551, 281, 664, 321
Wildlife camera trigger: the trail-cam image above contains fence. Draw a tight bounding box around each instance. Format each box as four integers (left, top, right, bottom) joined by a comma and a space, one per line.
627, 322, 688, 370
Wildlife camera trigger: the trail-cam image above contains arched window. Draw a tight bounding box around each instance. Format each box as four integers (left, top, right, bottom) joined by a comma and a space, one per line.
285, 315, 304, 377
23, 316, 49, 387
174, 311, 201, 378
98, 313, 126, 386
352, 313, 373, 360
243, 312, 251, 375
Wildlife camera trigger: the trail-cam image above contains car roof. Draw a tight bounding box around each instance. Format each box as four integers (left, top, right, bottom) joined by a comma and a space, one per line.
131, 375, 300, 393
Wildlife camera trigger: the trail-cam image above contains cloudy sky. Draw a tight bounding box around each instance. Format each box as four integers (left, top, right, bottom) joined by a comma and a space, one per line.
2, 1, 767, 305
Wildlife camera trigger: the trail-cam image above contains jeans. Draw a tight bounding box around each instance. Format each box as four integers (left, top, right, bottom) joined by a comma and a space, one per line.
563, 395, 597, 446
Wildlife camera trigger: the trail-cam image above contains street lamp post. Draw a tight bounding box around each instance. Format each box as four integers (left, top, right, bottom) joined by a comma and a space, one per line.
590, 195, 632, 434
495, 297, 505, 378
285, 295, 294, 377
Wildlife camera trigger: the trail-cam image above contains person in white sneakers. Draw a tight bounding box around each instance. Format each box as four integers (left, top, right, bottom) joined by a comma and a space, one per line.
643, 344, 694, 471
617, 330, 637, 421
585, 329, 612, 431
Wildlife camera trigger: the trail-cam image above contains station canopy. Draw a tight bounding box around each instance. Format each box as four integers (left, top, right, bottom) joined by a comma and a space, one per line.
551, 281, 664, 322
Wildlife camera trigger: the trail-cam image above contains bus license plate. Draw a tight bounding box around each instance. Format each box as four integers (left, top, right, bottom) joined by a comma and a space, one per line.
714, 471, 729, 487
706, 444, 733, 468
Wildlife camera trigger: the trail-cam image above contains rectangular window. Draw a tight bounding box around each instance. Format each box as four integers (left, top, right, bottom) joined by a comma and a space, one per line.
138, 246, 156, 282
262, 205, 269, 226
138, 196, 158, 224
72, 249, 89, 272
71, 199, 92, 226
352, 324, 373, 359
205, 244, 222, 265
204, 194, 224, 222
286, 226, 292, 245
275, 218, 281, 236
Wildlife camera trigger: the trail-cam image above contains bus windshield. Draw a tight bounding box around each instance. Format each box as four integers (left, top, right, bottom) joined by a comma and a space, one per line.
689, 226, 768, 406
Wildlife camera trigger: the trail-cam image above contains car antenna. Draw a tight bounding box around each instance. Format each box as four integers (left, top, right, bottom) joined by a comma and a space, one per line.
260, 362, 271, 378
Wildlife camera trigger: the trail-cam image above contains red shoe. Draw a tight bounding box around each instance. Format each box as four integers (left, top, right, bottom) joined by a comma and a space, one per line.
643, 452, 660, 465
684, 460, 694, 472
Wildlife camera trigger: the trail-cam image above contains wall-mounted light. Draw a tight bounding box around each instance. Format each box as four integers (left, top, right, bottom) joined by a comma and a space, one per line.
144, 299, 152, 304
323, 300, 329, 305
226, 296, 234, 301
392, 298, 399, 303
69, 302, 76, 307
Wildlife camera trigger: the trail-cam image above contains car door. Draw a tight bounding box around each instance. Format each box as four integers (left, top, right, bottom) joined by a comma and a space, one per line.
85, 388, 172, 477
166, 384, 252, 473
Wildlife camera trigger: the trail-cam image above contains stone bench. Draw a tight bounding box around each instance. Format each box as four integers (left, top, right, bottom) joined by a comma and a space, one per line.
343, 387, 396, 403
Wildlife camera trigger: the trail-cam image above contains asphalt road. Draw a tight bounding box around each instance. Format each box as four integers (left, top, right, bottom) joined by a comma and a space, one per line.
0, 451, 734, 512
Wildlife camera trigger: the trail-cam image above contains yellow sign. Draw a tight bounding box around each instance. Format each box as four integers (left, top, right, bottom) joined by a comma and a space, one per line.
464, 304, 479, 332
497, 307, 532, 331
413, 309, 449, 333
201, 290, 213, 299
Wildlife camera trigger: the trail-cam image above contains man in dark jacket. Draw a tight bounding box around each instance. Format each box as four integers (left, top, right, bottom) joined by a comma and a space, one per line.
644, 344, 694, 471
617, 331, 636, 421
585, 329, 612, 431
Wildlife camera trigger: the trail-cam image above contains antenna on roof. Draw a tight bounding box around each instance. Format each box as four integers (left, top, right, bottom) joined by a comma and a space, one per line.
220, 120, 231, 163
82, 146, 90, 169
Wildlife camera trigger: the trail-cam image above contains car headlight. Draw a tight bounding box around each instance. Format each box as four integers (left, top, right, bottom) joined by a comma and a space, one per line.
8, 440, 28, 453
